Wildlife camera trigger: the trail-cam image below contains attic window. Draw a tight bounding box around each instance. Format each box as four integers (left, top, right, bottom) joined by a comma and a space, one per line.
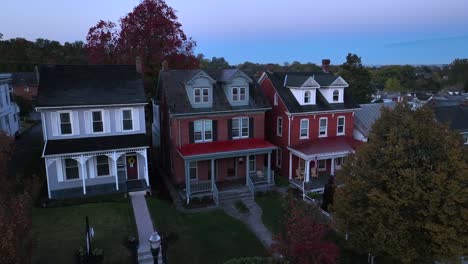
333, 90, 339, 102
194, 88, 209, 103
232, 87, 246, 102
304, 91, 311, 104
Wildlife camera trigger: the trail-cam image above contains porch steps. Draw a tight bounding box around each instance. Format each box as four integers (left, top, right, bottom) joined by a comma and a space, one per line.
218, 187, 253, 204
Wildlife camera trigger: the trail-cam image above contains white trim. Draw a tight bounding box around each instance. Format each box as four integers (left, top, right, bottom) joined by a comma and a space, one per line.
121, 108, 134, 132
132, 107, 140, 131
337, 116, 345, 136
189, 160, 198, 181
56, 110, 74, 136
248, 155, 256, 173
276, 149, 282, 168
194, 119, 213, 143
318, 160, 326, 171
232, 117, 249, 139
95, 155, 111, 177
193, 87, 210, 104
63, 158, 81, 181
277, 117, 283, 137
90, 109, 105, 134
304, 91, 311, 104
299, 118, 309, 139
274, 93, 278, 106
43, 146, 149, 158
319, 117, 328, 138
232, 87, 247, 102
35, 102, 147, 111
170, 108, 271, 117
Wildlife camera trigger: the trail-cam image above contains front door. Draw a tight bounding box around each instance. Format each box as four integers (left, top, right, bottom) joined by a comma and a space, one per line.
126, 154, 138, 180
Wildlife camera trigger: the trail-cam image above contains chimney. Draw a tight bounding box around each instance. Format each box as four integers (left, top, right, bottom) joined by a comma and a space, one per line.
322, 59, 331, 73
135, 56, 143, 74
161, 60, 169, 71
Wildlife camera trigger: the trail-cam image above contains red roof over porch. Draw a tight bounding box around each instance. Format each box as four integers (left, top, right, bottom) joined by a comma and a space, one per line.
178, 138, 277, 158
288, 137, 362, 158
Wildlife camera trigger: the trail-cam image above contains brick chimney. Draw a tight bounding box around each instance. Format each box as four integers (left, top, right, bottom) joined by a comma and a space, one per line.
135, 56, 143, 74
322, 59, 331, 73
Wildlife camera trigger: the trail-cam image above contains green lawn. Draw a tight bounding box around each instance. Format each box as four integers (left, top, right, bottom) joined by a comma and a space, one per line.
30, 200, 136, 264
255, 192, 286, 235
146, 198, 267, 264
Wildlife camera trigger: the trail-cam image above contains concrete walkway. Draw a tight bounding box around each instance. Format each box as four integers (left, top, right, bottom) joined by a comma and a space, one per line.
220, 198, 273, 249
129, 191, 155, 264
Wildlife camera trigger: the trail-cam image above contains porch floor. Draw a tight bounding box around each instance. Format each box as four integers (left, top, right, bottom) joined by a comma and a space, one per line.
290, 174, 337, 193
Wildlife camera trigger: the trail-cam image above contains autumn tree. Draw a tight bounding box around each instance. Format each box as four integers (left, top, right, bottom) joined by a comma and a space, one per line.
272, 195, 339, 264
339, 53, 373, 103
86, 0, 198, 75
0, 133, 31, 264
334, 104, 468, 263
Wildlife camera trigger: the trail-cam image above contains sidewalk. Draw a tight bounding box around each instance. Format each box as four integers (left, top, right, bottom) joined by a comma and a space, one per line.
129, 191, 155, 264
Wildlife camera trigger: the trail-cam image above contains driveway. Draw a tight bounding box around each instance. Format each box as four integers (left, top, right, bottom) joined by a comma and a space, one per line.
9, 123, 43, 178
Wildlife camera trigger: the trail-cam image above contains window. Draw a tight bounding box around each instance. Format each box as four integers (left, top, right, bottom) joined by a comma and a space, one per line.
92, 111, 103, 133
300, 119, 309, 139
96, 156, 110, 176
64, 158, 79, 180
194, 88, 210, 103
274, 93, 278, 106
333, 90, 339, 102
277, 117, 283, 137
59, 112, 72, 135
276, 149, 282, 168
335, 157, 343, 169
304, 91, 311, 104
232, 87, 246, 102
194, 120, 213, 142
337, 116, 345, 136
318, 160, 326, 171
240, 87, 246, 101
232, 117, 249, 139
122, 109, 133, 131
248, 156, 256, 173
189, 161, 197, 180
319, 117, 328, 137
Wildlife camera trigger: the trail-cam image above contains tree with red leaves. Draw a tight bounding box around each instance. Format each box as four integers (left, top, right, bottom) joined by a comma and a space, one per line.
0, 133, 31, 264
86, 0, 198, 74
272, 195, 339, 264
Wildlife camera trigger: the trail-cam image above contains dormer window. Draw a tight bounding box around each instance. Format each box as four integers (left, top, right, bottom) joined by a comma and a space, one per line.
232, 87, 246, 102
333, 90, 339, 102
194, 88, 209, 103
304, 91, 311, 104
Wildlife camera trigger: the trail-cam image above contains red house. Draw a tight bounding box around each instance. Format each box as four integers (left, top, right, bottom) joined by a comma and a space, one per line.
258, 60, 361, 192
155, 69, 276, 204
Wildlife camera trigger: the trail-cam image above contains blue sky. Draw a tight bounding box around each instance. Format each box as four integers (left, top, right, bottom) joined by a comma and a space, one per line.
1, 0, 468, 65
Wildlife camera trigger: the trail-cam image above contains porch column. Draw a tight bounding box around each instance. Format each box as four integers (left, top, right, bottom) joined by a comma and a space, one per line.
80, 155, 87, 195
245, 155, 250, 185
44, 158, 53, 199
331, 157, 335, 176
211, 159, 215, 191
289, 152, 293, 180
267, 152, 272, 183
113, 152, 119, 191
305, 159, 311, 183
185, 160, 190, 204
142, 149, 149, 186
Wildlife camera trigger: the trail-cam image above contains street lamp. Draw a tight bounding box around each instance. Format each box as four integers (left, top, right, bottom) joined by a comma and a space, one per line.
148, 231, 162, 264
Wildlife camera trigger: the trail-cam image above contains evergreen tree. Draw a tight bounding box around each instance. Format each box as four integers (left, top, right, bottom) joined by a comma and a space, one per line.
339, 53, 373, 103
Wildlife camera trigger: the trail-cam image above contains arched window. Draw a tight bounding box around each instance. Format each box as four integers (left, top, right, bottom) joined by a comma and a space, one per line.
333, 90, 339, 102
304, 91, 311, 103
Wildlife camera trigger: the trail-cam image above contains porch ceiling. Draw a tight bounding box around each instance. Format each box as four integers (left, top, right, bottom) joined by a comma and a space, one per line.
178, 138, 276, 160
43, 133, 148, 156
288, 137, 362, 159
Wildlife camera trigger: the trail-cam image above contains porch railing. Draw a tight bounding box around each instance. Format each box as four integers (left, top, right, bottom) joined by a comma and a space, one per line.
190, 180, 211, 194
246, 174, 255, 194
212, 183, 219, 205
248, 169, 275, 185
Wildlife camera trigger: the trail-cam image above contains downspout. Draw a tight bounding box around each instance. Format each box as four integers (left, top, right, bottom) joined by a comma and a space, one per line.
287, 113, 292, 147
178, 119, 181, 148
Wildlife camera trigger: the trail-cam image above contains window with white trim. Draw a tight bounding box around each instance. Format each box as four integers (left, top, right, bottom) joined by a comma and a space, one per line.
277, 117, 283, 137
337, 116, 345, 136
189, 161, 197, 180
304, 91, 311, 104
248, 156, 256, 173
232, 87, 246, 102
319, 117, 328, 137
274, 93, 278, 106
122, 109, 133, 131
59, 112, 72, 135
96, 156, 110, 176
64, 158, 79, 180
333, 90, 339, 102
194, 120, 213, 143
276, 149, 282, 168
300, 119, 309, 139
194, 88, 210, 103
232, 117, 249, 139
318, 160, 326, 171
92, 111, 104, 133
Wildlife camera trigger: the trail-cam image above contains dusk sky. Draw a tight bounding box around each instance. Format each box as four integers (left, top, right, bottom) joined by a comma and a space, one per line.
1, 0, 468, 65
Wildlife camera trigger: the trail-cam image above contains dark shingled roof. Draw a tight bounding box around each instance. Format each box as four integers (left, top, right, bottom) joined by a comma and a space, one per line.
37, 65, 147, 107
433, 105, 468, 133
159, 69, 270, 115
265, 72, 360, 114
44, 134, 148, 156
12, 72, 38, 86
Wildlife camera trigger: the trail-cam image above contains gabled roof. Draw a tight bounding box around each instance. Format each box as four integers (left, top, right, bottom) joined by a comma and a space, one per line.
433, 105, 468, 133
265, 72, 360, 114
158, 69, 270, 116
37, 65, 147, 108
354, 102, 397, 137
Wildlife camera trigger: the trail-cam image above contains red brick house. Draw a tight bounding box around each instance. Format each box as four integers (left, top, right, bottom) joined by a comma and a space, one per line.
11, 72, 39, 102
154, 69, 276, 204
258, 61, 361, 192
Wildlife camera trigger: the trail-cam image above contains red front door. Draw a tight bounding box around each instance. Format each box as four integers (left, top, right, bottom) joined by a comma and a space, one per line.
126, 155, 138, 180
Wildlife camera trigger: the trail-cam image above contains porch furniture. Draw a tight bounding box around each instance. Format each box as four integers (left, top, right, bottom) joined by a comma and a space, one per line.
256, 170, 264, 179
311, 168, 318, 178
295, 169, 304, 180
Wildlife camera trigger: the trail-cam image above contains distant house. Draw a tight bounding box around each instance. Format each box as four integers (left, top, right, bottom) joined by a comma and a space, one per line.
0, 75, 20, 136
36, 65, 150, 199
154, 69, 276, 204
258, 60, 362, 193
10, 72, 39, 102
433, 100, 468, 146
353, 102, 396, 142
